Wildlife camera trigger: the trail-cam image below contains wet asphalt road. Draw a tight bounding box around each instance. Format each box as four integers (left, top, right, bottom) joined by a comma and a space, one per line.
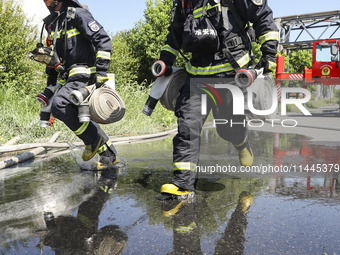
1, 122, 340, 254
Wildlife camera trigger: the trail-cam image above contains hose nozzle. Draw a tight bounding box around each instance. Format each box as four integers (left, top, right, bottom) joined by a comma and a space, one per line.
235, 68, 263, 88
152, 60, 172, 77
142, 96, 159, 116
36, 83, 61, 107
70, 85, 95, 105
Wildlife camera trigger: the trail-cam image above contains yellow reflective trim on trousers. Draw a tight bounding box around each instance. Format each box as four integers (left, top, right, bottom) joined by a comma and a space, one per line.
100, 185, 113, 194
50, 28, 80, 39
77, 213, 93, 228
98, 140, 112, 154
96, 51, 111, 60
258, 31, 279, 45
161, 44, 179, 57
98, 144, 107, 154
173, 162, 197, 171
185, 53, 251, 75
106, 140, 112, 147
268, 60, 277, 72
193, 3, 222, 18
69, 66, 96, 77
175, 222, 197, 234
74, 122, 89, 136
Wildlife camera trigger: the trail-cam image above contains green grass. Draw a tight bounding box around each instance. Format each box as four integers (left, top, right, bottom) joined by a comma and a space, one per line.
3, 81, 337, 144
305, 98, 339, 109
0, 82, 177, 144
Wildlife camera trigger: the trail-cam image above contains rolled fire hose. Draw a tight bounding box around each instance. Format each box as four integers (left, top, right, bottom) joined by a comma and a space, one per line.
159, 69, 187, 112
88, 85, 126, 124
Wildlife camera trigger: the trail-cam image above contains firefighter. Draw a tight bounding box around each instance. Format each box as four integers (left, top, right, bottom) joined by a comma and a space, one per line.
157, 0, 279, 197
41, 0, 117, 169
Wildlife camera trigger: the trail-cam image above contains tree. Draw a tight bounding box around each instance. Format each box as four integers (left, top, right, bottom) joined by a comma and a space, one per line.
0, 0, 42, 94
126, 0, 173, 84
288, 49, 313, 73
108, 31, 139, 87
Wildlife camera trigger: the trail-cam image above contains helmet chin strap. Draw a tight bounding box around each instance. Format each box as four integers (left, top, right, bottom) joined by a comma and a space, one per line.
47, 0, 59, 13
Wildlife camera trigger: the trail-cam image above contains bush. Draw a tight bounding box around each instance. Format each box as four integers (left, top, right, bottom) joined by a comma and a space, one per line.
126, 0, 174, 84
0, 1, 43, 94
108, 31, 139, 87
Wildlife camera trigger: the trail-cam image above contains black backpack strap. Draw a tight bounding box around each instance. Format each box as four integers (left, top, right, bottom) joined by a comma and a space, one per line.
221, 45, 241, 71
170, 2, 190, 62
220, 1, 254, 70
227, 3, 253, 52
221, 5, 229, 31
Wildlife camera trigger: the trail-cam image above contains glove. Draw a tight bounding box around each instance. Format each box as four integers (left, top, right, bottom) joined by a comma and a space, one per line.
255, 55, 276, 74
95, 71, 109, 88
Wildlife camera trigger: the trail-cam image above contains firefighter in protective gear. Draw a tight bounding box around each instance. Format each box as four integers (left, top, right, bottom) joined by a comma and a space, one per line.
41, 0, 117, 169
158, 0, 279, 197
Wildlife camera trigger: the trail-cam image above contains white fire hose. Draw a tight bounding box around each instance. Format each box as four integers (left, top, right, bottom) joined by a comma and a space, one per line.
89, 85, 125, 124
70, 84, 125, 124
146, 61, 277, 120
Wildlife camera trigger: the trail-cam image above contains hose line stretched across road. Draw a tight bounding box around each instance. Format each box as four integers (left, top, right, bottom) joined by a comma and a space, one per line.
0, 129, 178, 170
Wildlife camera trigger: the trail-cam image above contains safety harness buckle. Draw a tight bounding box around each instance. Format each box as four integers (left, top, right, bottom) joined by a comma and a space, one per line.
225, 36, 244, 49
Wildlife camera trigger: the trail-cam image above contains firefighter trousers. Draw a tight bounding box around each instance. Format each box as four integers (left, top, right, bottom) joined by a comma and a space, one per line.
51, 80, 117, 156
172, 74, 248, 191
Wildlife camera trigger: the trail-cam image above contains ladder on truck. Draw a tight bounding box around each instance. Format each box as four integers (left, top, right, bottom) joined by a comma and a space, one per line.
275, 10, 340, 53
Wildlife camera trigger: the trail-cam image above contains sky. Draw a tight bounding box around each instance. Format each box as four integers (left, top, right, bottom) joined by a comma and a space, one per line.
22, 0, 340, 36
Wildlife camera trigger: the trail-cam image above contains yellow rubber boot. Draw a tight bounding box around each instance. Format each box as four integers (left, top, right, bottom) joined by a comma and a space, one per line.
162, 201, 185, 217
97, 157, 119, 170
82, 136, 103, 161
237, 144, 254, 167
239, 193, 253, 212
161, 184, 194, 196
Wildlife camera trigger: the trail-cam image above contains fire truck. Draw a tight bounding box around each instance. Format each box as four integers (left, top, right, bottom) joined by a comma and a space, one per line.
276, 39, 340, 86
274, 10, 340, 101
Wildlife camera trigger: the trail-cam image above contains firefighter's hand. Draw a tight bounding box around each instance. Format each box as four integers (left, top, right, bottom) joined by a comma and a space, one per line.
95, 71, 109, 88
255, 55, 276, 74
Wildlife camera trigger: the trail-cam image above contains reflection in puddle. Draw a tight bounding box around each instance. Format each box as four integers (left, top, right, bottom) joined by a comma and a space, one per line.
41, 168, 128, 255
0, 129, 340, 254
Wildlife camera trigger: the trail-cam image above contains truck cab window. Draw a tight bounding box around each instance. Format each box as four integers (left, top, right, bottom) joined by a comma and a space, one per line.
315, 42, 339, 62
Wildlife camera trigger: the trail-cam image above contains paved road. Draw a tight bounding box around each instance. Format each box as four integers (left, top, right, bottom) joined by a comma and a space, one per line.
250, 106, 340, 144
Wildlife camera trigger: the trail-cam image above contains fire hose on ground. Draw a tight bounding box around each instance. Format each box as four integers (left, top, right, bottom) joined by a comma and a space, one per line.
0, 128, 180, 170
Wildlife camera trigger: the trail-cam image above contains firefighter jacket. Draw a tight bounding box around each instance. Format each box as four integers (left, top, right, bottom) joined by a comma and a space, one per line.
44, 0, 112, 85
160, 0, 279, 76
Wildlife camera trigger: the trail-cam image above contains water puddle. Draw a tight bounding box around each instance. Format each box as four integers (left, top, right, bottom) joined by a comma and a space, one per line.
0, 129, 339, 254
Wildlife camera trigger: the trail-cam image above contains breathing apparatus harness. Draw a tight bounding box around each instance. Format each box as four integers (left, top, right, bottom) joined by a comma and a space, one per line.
170, 0, 255, 72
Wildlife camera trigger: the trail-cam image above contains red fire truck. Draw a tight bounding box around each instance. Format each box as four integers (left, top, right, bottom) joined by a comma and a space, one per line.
276, 39, 340, 86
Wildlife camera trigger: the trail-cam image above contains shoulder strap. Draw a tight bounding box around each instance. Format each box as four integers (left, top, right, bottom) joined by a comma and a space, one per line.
202, 0, 210, 16
221, 1, 254, 69
170, 2, 190, 62
224, 2, 252, 52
